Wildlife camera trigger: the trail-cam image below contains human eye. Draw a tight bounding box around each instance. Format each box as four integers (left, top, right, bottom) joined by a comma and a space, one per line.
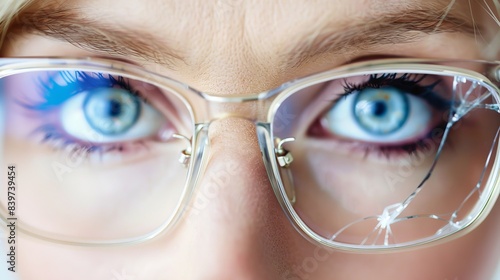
308, 73, 450, 158
2, 68, 193, 242
18, 70, 181, 160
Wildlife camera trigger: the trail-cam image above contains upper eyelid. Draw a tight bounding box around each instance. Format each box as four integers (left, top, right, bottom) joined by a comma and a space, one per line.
341, 74, 451, 108
21, 71, 135, 111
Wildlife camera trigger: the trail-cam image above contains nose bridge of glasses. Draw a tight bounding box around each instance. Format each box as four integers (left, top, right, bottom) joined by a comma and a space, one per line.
193, 96, 272, 123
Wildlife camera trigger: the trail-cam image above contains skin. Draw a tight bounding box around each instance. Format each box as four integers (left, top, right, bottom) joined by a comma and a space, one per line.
1, 0, 500, 279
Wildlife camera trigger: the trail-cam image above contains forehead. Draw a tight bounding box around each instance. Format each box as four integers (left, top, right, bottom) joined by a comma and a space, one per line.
71, 0, 463, 35
32, 0, 480, 61
69, 0, 474, 24
47, 0, 475, 41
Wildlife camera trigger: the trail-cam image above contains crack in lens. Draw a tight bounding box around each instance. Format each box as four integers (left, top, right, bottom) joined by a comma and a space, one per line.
273, 71, 500, 248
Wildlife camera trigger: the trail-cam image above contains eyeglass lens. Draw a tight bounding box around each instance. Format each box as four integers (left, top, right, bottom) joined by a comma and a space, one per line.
271, 71, 500, 246
0, 67, 499, 247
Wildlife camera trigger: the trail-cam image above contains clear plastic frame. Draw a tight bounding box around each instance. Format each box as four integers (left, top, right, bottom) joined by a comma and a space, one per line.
0, 57, 499, 252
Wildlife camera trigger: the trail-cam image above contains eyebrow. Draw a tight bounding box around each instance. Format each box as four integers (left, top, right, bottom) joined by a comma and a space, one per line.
12, 4, 476, 69
285, 8, 477, 67
12, 6, 185, 67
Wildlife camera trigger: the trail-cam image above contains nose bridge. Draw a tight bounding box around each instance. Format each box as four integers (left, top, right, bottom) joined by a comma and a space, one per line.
199, 117, 271, 222
176, 117, 293, 278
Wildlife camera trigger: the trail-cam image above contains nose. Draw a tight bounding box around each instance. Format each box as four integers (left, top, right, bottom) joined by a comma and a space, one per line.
173, 117, 296, 279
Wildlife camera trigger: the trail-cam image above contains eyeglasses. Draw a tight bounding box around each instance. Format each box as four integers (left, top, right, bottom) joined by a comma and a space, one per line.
0, 58, 499, 251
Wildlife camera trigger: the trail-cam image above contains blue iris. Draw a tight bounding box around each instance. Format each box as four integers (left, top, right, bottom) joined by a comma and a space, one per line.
83, 88, 141, 135
353, 87, 409, 135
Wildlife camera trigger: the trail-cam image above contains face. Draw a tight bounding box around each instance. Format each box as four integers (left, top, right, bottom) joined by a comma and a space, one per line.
1, 0, 500, 279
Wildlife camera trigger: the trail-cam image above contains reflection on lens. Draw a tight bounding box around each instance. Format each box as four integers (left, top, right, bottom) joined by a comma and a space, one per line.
272, 70, 500, 248
0, 70, 193, 242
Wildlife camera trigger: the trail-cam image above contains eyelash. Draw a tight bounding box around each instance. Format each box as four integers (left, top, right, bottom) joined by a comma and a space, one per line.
32, 123, 136, 157
312, 73, 451, 158
24, 71, 143, 111
25, 71, 149, 158
342, 73, 448, 110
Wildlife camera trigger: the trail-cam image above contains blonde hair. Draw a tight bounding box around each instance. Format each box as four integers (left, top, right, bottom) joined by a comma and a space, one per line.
0, 0, 32, 46
0, 0, 499, 57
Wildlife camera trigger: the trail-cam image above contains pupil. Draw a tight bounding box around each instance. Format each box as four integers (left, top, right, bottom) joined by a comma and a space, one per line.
108, 99, 123, 117
371, 101, 387, 117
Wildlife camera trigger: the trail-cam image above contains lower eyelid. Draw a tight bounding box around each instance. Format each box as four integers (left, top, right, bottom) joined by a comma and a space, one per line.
301, 134, 442, 164
8, 95, 160, 156
31, 122, 161, 163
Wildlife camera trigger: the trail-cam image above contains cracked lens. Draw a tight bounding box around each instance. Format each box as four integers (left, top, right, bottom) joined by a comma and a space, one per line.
273, 71, 500, 247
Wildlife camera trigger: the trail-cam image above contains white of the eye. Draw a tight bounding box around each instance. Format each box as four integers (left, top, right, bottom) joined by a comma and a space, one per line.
60, 92, 166, 144
326, 93, 432, 143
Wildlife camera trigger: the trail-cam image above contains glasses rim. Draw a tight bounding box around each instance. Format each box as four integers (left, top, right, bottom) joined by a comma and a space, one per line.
0, 57, 498, 94
0, 57, 499, 250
